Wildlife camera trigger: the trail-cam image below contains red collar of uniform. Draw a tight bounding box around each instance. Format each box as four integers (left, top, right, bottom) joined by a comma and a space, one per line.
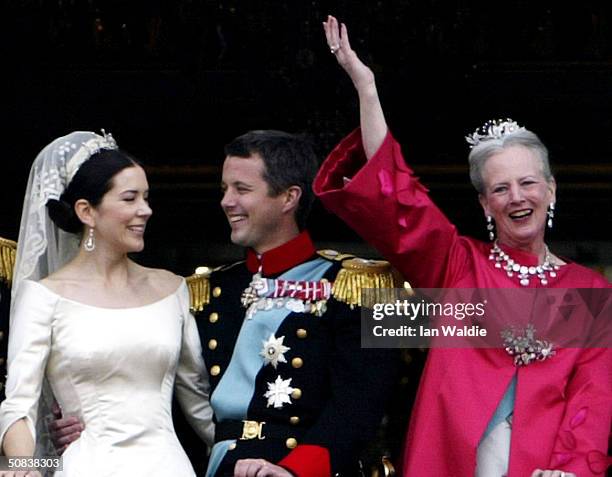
246, 231, 316, 275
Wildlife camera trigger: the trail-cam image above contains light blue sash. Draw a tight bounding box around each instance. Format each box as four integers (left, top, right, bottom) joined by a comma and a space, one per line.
482, 374, 516, 440
205, 257, 333, 477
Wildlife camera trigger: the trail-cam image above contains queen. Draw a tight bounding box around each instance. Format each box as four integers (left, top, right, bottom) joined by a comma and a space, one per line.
314, 15, 611, 477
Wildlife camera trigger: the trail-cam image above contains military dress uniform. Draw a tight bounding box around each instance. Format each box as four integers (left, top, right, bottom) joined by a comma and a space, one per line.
0, 237, 16, 402
187, 231, 398, 477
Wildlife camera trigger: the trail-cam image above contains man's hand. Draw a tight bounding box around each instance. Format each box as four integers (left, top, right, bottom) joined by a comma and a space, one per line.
234, 459, 293, 477
48, 401, 83, 454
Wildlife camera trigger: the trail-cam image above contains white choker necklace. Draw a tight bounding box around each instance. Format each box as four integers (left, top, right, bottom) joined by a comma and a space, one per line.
489, 241, 561, 286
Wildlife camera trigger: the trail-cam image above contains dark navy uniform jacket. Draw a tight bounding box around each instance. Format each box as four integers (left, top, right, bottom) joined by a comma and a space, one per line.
192, 231, 398, 477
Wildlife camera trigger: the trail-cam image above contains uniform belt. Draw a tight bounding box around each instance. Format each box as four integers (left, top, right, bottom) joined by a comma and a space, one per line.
214, 419, 298, 443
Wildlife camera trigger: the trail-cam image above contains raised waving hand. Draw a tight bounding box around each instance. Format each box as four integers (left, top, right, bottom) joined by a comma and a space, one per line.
322, 15, 387, 159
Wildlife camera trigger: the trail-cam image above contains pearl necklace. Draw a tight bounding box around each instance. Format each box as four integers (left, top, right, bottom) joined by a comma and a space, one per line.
489, 241, 561, 286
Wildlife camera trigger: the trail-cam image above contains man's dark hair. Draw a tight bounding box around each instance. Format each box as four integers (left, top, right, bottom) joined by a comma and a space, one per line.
224, 130, 318, 229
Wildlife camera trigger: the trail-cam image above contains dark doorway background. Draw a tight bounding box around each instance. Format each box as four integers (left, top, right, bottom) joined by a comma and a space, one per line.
1, 1, 611, 277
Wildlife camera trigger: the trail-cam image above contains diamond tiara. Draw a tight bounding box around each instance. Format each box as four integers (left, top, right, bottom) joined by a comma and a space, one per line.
465, 118, 525, 149
65, 129, 119, 183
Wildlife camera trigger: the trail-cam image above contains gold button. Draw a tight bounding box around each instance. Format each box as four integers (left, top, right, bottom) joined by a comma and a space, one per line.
286, 437, 298, 449
291, 388, 302, 400
0, 331, 4, 340
228, 442, 237, 450
212, 287, 222, 298
291, 357, 303, 369
296, 328, 307, 339
0, 358, 4, 366
208, 339, 218, 350
209, 312, 219, 323
289, 416, 300, 425
210, 365, 221, 376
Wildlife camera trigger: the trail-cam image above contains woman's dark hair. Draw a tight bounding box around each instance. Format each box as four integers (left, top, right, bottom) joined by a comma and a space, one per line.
47, 149, 140, 234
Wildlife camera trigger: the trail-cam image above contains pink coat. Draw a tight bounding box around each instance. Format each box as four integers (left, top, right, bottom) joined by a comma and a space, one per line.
314, 129, 611, 477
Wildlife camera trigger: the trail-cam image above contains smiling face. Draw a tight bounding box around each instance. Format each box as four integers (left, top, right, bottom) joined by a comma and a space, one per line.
479, 145, 556, 252
90, 165, 152, 253
220, 154, 297, 253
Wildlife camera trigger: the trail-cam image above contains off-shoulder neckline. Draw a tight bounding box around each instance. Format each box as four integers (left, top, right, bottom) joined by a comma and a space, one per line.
23, 278, 186, 311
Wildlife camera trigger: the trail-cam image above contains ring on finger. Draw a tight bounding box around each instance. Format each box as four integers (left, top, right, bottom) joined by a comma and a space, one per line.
330, 44, 340, 54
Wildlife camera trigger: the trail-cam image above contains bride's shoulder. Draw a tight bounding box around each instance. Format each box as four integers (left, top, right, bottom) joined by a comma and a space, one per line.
39, 267, 81, 296
138, 266, 183, 295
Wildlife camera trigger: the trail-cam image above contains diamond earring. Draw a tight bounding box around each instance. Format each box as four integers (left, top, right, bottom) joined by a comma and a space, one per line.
547, 203, 555, 229
84, 227, 95, 252
486, 215, 495, 241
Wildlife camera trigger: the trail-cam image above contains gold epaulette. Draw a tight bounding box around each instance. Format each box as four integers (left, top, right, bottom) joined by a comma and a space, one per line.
0, 237, 16, 287
186, 266, 212, 313
318, 249, 400, 308
317, 249, 356, 262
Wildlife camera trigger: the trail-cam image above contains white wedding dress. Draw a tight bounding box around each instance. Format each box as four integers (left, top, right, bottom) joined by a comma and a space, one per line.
0, 279, 213, 476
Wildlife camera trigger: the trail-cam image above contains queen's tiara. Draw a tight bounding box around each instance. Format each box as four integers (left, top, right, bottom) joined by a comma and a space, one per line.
465, 118, 525, 149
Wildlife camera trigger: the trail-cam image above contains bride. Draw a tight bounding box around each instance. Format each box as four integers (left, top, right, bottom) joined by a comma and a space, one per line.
0, 131, 213, 476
